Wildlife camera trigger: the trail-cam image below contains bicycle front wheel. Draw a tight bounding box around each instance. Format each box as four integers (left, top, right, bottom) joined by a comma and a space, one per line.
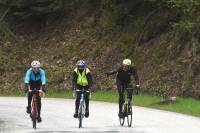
32, 117, 36, 129
32, 102, 37, 129
127, 104, 132, 127
119, 104, 125, 126
79, 115, 82, 128
119, 117, 125, 126
78, 102, 84, 128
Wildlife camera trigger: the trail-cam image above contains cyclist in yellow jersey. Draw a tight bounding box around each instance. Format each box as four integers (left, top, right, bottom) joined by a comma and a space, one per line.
72, 60, 93, 118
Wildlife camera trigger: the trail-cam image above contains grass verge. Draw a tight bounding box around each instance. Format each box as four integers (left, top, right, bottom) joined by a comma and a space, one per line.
1, 90, 200, 117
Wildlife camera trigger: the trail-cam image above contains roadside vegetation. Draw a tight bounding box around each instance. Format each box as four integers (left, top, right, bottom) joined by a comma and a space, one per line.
1, 90, 200, 117
0, 0, 199, 116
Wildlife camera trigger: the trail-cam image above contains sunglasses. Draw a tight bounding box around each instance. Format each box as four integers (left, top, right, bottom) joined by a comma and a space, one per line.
33, 67, 39, 70
78, 66, 85, 69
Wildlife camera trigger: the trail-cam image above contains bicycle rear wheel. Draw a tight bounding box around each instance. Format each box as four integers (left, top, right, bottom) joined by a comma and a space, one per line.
127, 104, 132, 127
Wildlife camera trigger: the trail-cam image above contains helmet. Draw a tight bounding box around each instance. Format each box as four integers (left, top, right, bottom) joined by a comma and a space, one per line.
123, 59, 131, 66
31, 60, 41, 68
76, 60, 86, 69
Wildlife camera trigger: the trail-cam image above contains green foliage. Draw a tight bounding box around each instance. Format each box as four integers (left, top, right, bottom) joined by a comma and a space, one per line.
154, 80, 168, 99
0, 0, 66, 18
167, 0, 200, 32
0, 0, 199, 98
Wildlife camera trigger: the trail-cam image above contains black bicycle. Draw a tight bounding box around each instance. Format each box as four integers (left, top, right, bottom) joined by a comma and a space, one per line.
75, 89, 90, 128
119, 88, 133, 127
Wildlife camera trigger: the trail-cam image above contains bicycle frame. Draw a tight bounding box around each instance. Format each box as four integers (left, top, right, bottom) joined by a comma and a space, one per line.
29, 88, 41, 129
79, 91, 85, 117
76, 89, 89, 128
32, 93, 38, 118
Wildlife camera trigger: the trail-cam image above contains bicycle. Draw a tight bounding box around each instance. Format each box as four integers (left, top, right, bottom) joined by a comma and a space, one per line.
75, 89, 90, 128
28, 88, 43, 130
119, 88, 133, 127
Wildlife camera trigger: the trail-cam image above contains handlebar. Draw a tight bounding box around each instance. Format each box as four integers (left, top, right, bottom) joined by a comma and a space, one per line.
28, 88, 42, 93
28, 88, 45, 97
75, 89, 90, 93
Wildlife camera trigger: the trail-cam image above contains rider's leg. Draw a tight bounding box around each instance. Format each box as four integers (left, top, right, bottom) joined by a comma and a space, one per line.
127, 84, 133, 113
127, 85, 133, 103
117, 81, 125, 114
85, 93, 89, 111
36, 94, 41, 117
27, 92, 33, 113
85, 89, 90, 117
74, 91, 81, 118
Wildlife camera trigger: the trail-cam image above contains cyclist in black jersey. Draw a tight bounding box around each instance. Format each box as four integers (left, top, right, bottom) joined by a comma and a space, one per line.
106, 59, 140, 118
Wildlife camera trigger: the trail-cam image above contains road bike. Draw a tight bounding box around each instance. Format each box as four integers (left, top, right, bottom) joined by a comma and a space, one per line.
119, 88, 133, 127
75, 89, 90, 128
29, 88, 43, 130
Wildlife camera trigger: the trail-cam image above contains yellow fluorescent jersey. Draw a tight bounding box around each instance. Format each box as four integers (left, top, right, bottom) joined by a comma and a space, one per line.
74, 68, 90, 86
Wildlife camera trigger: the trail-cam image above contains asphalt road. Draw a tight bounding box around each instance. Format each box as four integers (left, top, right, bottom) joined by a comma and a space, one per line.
0, 97, 200, 133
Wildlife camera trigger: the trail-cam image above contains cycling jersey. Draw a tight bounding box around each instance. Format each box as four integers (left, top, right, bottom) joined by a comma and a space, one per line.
107, 66, 139, 84
72, 68, 93, 89
24, 68, 46, 85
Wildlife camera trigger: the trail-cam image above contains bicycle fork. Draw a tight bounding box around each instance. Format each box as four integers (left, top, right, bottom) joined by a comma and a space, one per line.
32, 95, 38, 117
79, 94, 85, 116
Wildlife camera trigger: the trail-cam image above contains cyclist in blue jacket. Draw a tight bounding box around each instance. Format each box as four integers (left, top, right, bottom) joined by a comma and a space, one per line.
24, 60, 46, 122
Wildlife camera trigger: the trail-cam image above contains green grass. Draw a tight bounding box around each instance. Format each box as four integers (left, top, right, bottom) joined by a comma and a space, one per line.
1, 90, 200, 117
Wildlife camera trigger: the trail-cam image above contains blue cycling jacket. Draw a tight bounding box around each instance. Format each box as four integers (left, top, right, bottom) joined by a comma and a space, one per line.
24, 68, 46, 85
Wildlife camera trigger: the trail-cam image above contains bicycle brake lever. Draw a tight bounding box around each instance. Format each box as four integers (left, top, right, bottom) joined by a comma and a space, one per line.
73, 92, 75, 97
43, 92, 46, 98
89, 93, 92, 99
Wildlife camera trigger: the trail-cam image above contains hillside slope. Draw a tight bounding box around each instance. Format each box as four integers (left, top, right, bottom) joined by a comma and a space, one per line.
0, 1, 199, 98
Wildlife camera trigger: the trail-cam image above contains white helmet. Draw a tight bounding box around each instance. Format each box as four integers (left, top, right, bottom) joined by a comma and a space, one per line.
123, 59, 131, 66
31, 60, 41, 68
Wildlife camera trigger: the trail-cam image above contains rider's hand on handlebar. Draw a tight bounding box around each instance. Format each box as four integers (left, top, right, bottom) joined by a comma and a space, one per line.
39, 89, 46, 97
24, 87, 28, 93
24, 84, 29, 93
136, 85, 140, 95
72, 88, 76, 97
42, 85, 46, 93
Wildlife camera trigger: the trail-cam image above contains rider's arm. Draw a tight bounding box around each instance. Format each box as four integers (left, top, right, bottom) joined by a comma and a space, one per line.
24, 69, 32, 93
71, 71, 78, 90
86, 72, 93, 90
40, 69, 46, 85
132, 66, 140, 94
105, 69, 118, 76
24, 68, 31, 84
132, 66, 139, 85
40, 69, 46, 92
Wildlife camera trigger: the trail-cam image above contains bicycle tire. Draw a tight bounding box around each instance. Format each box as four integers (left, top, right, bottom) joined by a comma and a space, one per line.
33, 117, 36, 129
78, 102, 83, 128
32, 101, 37, 129
119, 104, 125, 126
119, 117, 125, 126
127, 104, 132, 127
